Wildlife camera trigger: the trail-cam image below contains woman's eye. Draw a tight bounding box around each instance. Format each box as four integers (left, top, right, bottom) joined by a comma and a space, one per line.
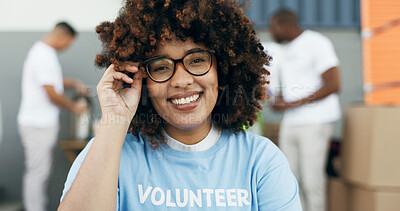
190, 58, 205, 64
153, 66, 170, 72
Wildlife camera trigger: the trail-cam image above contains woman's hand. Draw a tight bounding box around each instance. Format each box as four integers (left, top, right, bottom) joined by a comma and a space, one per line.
97, 63, 144, 124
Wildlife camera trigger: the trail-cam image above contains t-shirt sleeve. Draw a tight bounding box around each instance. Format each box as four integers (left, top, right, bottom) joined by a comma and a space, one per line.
59, 138, 120, 211
34, 53, 62, 86
313, 35, 339, 75
257, 146, 302, 210
60, 139, 94, 202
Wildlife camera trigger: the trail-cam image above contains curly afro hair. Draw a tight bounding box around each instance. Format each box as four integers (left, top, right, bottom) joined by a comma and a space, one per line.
95, 0, 271, 148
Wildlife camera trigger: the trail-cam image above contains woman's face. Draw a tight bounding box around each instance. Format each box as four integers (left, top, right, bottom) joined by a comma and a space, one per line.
146, 38, 219, 131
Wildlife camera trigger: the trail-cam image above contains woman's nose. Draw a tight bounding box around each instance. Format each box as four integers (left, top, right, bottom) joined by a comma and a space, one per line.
170, 62, 193, 88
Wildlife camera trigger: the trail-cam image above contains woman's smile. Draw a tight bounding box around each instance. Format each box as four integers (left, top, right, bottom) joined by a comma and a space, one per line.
168, 91, 203, 111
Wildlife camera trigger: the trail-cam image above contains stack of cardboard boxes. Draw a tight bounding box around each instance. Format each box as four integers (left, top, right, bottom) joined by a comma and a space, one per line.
329, 0, 400, 209
329, 105, 400, 211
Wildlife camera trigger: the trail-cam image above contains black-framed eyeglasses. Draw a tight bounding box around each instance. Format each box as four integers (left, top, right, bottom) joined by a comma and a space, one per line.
143, 49, 215, 83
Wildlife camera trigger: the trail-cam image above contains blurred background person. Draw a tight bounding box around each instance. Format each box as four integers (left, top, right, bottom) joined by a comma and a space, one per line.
17, 22, 88, 211
268, 9, 341, 211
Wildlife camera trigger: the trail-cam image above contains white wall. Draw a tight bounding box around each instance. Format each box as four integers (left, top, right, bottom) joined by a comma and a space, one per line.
0, 0, 124, 31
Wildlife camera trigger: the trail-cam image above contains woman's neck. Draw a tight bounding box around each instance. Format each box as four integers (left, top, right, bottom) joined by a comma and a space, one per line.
164, 118, 212, 145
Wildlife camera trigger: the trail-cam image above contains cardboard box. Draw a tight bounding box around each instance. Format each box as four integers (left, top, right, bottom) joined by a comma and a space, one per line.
342, 105, 400, 188
328, 179, 400, 211
328, 178, 348, 211
362, 0, 400, 105
348, 185, 400, 211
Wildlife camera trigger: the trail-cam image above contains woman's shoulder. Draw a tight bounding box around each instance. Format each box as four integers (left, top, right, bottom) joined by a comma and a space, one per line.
76, 133, 146, 158
227, 130, 287, 165
121, 132, 147, 151
228, 130, 278, 149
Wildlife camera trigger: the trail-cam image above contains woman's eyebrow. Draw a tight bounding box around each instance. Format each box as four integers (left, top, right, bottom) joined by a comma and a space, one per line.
150, 47, 207, 60
185, 48, 206, 55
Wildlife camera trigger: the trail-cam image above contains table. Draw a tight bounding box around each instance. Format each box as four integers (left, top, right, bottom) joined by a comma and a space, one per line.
59, 140, 89, 163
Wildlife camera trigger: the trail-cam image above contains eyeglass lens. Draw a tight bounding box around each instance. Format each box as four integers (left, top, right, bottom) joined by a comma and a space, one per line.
147, 51, 212, 82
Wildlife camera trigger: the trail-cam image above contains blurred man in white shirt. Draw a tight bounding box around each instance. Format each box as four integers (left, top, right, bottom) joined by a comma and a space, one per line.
17, 22, 87, 211
268, 9, 341, 211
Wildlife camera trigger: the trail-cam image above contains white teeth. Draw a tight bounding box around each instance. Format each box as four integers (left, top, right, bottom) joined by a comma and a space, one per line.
171, 94, 200, 105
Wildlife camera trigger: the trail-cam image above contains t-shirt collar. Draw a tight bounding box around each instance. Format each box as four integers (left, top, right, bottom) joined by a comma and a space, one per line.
162, 123, 222, 152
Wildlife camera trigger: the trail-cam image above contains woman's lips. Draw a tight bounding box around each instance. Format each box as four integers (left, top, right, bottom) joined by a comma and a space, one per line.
168, 92, 203, 111
169, 93, 200, 105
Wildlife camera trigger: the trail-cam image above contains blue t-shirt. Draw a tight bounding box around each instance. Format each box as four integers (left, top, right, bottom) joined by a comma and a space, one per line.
61, 130, 301, 210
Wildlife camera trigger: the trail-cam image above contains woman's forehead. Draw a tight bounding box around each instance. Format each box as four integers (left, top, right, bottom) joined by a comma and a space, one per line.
153, 38, 208, 57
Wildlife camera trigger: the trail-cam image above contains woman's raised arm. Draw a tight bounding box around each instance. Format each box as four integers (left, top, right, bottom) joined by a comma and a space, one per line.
58, 63, 144, 210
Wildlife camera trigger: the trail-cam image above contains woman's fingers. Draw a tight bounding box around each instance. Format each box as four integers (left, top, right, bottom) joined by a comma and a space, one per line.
99, 64, 117, 83
98, 64, 147, 95
97, 63, 144, 118
100, 65, 134, 85
112, 71, 134, 84
122, 62, 140, 73
130, 70, 144, 90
